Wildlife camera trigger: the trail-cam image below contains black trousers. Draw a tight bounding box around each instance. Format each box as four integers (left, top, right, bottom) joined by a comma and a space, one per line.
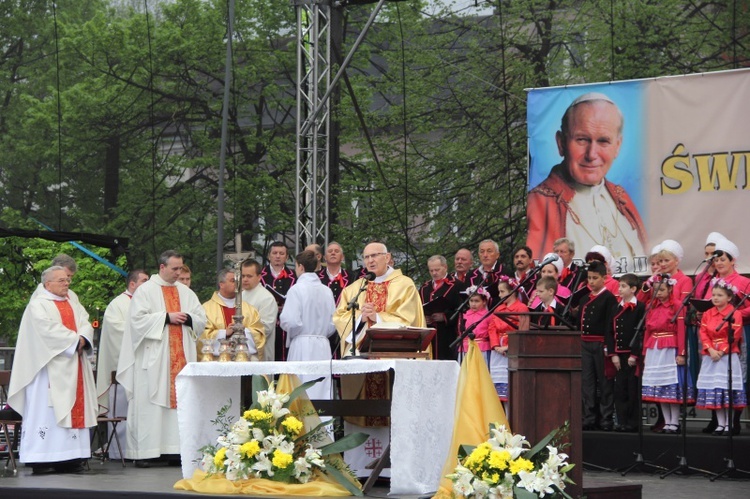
582, 341, 614, 427
613, 353, 639, 428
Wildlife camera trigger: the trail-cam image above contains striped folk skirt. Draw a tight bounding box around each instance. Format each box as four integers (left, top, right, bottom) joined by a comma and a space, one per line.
696, 353, 747, 410
642, 346, 695, 404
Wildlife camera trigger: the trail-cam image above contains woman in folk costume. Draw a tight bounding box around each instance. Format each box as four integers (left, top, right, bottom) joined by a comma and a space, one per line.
656, 240, 693, 303
641, 274, 694, 434
488, 277, 529, 411
656, 239, 696, 385
693, 233, 725, 301
458, 285, 501, 366
696, 280, 747, 435
528, 253, 572, 308
585, 245, 620, 297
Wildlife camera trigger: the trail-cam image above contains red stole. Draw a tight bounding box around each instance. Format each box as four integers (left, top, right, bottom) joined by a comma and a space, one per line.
162, 286, 187, 409
221, 306, 235, 328
54, 300, 86, 429
362, 280, 391, 426
364, 281, 390, 327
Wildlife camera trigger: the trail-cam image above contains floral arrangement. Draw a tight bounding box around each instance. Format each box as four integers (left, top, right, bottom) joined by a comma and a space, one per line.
448, 423, 574, 499
711, 277, 738, 295
198, 377, 365, 495
463, 285, 491, 300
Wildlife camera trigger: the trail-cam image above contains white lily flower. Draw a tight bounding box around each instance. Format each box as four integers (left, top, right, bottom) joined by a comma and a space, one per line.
251, 428, 265, 441
252, 454, 274, 477
473, 478, 490, 497
229, 419, 252, 443
304, 447, 325, 468
453, 471, 474, 496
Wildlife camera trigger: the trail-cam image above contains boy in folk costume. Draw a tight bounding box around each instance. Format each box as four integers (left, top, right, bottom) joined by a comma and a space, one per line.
576, 260, 618, 431
488, 277, 529, 411
610, 273, 646, 432
696, 280, 747, 435
641, 274, 694, 434
530, 276, 561, 327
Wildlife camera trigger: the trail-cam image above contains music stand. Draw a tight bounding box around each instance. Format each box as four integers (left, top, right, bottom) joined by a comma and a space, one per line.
359, 327, 436, 359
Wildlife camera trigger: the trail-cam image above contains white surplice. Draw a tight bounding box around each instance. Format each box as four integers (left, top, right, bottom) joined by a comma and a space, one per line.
117, 275, 206, 460
279, 273, 336, 400
242, 285, 278, 361
96, 291, 132, 459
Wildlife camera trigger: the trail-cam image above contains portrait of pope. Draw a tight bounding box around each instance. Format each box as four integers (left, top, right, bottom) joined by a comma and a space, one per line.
526, 92, 647, 272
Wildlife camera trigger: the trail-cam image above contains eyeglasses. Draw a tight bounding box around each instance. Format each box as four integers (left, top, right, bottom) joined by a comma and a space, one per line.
362, 252, 387, 261
53, 278, 72, 284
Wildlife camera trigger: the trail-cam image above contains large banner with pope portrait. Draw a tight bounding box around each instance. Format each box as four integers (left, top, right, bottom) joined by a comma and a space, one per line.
526, 68, 750, 275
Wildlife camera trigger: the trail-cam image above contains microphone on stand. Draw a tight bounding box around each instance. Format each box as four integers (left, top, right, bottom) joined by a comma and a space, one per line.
536, 254, 560, 268
702, 254, 717, 264
346, 272, 375, 311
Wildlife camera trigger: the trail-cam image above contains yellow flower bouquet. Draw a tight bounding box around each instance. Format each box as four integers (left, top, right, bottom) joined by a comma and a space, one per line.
193, 376, 366, 495
447, 423, 574, 499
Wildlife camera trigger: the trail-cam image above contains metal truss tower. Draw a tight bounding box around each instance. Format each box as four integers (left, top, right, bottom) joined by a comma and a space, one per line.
293, 0, 391, 253
294, 0, 333, 253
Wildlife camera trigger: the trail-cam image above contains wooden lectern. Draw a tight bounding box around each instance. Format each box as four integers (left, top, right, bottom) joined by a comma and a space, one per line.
359, 327, 436, 359
508, 329, 582, 498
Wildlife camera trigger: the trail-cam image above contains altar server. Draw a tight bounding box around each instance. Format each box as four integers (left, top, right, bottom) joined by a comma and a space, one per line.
280, 250, 337, 400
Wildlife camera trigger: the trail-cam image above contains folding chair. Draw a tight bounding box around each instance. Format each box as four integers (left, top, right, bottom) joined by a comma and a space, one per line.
0, 370, 22, 474
92, 371, 126, 467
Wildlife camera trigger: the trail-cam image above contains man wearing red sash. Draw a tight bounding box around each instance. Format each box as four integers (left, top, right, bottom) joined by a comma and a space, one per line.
117, 250, 206, 467
8, 266, 97, 474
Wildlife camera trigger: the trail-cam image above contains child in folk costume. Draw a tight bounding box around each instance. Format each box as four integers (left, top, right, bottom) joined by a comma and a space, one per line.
528, 253, 572, 309
530, 276, 562, 327
610, 274, 646, 432
577, 260, 618, 431
458, 285, 501, 366
488, 277, 529, 410
641, 274, 694, 434
696, 280, 747, 435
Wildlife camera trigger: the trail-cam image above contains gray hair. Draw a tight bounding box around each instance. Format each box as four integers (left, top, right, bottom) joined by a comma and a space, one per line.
553, 237, 575, 254
51, 254, 77, 273
427, 255, 447, 266
41, 266, 66, 283
479, 239, 499, 252
560, 92, 624, 138
216, 268, 234, 288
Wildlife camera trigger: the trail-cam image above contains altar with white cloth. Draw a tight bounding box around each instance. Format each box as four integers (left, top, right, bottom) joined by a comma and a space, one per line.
176, 359, 459, 495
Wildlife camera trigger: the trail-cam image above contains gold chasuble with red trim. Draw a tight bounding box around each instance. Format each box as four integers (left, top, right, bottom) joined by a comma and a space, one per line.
54, 300, 86, 429
162, 286, 187, 409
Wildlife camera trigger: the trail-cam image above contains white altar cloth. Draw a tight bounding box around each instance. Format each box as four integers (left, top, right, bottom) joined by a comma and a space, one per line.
176, 359, 459, 495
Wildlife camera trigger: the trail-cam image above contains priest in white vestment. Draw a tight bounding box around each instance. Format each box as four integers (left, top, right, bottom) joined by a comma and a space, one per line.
117, 250, 206, 466
30, 253, 80, 304
201, 268, 266, 360
279, 250, 337, 400
8, 266, 98, 474
95, 268, 148, 459
241, 259, 278, 361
